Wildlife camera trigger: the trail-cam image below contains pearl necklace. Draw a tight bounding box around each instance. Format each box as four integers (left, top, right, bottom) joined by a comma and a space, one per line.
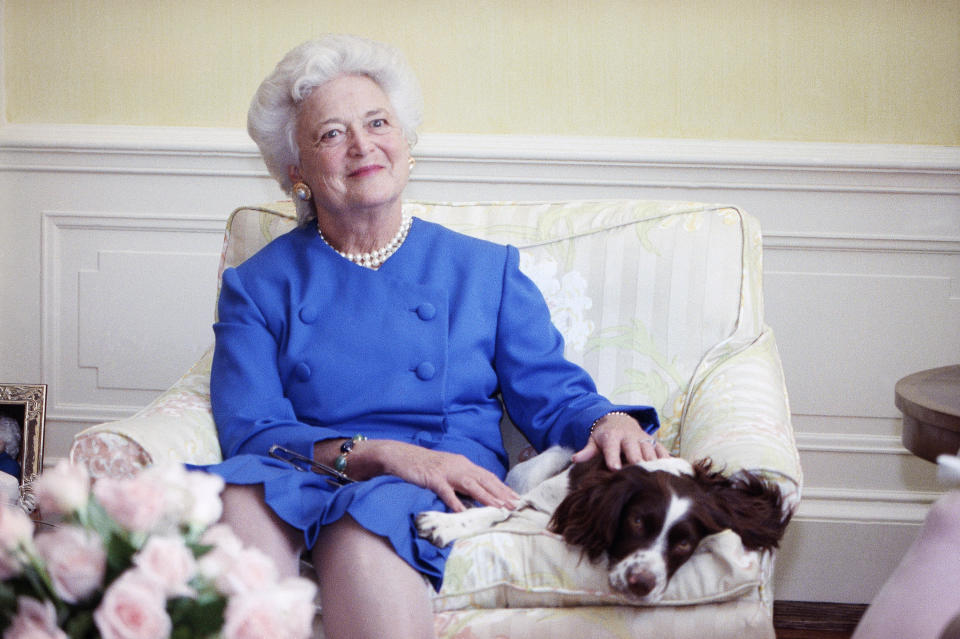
317, 216, 412, 269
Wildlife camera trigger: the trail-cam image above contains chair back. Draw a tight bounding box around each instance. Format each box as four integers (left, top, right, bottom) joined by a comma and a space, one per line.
220, 200, 765, 455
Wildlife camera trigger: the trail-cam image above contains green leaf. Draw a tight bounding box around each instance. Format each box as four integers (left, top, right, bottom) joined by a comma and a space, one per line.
167, 593, 226, 638
80, 498, 119, 540
103, 533, 138, 584
64, 609, 95, 639
0, 579, 19, 614
21, 557, 59, 605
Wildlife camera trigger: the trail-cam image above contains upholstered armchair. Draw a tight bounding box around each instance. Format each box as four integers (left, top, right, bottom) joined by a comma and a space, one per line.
71, 199, 802, 639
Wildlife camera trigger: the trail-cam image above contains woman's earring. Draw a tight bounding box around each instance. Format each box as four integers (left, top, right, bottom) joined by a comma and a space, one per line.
293, 182, 312, 201
408, 157, 416, 170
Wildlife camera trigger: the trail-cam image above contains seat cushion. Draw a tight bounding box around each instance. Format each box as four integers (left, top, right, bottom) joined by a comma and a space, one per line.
431, 510, 768, 612
433, 601, 775, 639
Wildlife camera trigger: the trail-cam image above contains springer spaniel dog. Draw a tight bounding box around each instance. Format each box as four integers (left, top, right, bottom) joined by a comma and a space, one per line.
416, 446, 791, 603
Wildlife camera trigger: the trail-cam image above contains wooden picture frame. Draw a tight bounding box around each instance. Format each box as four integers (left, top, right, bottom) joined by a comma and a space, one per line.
0, 383, 46, 512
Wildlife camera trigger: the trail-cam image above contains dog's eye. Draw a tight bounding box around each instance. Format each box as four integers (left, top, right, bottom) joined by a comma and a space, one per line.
631, 515, 645, 533
671, 540, 694, 556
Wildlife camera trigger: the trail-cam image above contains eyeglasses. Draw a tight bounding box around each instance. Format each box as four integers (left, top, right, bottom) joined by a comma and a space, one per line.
268, 444, 355, 486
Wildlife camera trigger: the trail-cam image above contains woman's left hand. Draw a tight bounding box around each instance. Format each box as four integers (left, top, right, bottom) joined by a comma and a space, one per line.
570, 412, 669, 469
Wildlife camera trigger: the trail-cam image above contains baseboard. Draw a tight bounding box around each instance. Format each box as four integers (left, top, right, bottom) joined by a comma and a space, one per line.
774, 601, 867, 633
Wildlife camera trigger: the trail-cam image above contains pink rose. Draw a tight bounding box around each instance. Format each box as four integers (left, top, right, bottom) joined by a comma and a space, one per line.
222, 577, 317, 639
132, 535, 196, 597
145, 464, 224, 530
199, 523, 243, 554
0, 503, 34, 551
181, 470, 224, 529
93, 570, 171, 639
32, 460, 89, 518
195, 524, 243, 583
0, 504, 34, 579
210, 546, 279, 596
4, 596, 68, 639
93, 475, 166, 533
33, 525, 106, 604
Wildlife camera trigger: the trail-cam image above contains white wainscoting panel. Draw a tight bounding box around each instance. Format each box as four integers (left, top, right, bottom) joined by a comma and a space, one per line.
1, 123, 958, 604
43, 211, 225, 421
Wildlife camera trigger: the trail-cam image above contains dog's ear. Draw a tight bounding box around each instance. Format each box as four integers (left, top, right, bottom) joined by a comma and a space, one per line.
692, 459, 791, 551
549, 463, 637, 561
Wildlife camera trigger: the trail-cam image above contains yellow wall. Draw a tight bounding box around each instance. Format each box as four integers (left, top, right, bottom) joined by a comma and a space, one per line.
4, 0, 959, 145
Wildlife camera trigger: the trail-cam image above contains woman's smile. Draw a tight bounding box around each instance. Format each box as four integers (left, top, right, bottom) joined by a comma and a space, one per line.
290, 74, 411, 221
348, 164, 384, 178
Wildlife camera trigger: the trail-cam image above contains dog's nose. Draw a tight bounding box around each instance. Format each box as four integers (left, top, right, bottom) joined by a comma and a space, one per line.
626, 566, 657, 596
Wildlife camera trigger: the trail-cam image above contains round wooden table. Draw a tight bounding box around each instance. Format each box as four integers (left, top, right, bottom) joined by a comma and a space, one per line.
895, 365, 960, 463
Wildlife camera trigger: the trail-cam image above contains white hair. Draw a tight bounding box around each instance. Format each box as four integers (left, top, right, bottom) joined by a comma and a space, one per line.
248, 35, 424, 226
0, 416, 20, 460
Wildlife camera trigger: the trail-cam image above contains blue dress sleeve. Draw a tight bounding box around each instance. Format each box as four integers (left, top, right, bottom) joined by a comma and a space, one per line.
211, 267, 341, 459
493, 246, 658, 452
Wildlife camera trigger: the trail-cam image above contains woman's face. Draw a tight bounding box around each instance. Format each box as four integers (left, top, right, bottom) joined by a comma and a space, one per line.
290, 74, 411, 220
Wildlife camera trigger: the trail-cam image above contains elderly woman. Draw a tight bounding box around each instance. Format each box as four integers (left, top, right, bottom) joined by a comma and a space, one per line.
0, 416, 22, 506
203, 35, 665, 639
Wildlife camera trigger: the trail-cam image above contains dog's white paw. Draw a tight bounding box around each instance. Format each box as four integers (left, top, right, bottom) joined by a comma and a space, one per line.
416, 507, 514, 547
416, 511, 462, 547
417, 510, 488, 548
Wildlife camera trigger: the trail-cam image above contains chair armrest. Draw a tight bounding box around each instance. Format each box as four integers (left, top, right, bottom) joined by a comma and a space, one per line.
679, 327, 803, 513
70, 348, 222, 478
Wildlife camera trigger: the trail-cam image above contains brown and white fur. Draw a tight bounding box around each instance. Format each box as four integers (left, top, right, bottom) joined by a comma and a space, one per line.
416, 446, 790, 603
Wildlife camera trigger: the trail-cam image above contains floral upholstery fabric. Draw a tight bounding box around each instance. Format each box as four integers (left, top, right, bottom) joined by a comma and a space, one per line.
70, 199, 801, 638
70, 348, 220, 475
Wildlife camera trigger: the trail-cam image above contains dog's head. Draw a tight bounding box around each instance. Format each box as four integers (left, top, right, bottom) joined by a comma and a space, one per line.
549, 456, 790, 602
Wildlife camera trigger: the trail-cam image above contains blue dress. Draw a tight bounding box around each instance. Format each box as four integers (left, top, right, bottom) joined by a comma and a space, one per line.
198, 218, 658, 589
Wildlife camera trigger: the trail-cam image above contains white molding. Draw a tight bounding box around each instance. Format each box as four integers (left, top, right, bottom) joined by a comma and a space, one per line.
2, 124, 958, 169
797, 486, 940, 524
765, 232, 960, 254
0, 124, 256, 154
417, 132, 960, 172
2, 124, 958, 195
794, 432, 910, 456
41, 210, 228, 232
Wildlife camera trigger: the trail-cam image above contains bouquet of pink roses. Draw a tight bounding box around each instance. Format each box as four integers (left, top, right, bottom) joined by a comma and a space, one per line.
0, 461, 316, 639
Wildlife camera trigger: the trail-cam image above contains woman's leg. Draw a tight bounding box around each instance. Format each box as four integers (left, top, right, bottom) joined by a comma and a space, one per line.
852, 491, 960, 639
312, 516, 436, 639
219, 483, 304, 579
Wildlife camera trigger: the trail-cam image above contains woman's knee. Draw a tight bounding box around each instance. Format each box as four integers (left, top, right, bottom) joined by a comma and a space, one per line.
312, 517, 413, 577
314, 517, 382, 560
219, 483, 303, 573
922, 491, 960, 543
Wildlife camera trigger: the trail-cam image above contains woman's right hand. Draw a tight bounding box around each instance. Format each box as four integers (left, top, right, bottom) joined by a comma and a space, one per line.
315, 438, 520, 513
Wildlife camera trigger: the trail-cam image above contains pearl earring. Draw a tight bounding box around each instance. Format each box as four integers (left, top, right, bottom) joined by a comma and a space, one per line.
408, 157, 416, 170
293, 182, 312, 201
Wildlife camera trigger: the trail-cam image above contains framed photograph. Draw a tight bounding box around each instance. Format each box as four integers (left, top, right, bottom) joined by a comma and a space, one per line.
0, 383, 46, 512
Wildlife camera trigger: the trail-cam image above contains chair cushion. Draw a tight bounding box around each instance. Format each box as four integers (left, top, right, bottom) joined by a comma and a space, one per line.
433, 602, 775, 639
432, 511, 767, 611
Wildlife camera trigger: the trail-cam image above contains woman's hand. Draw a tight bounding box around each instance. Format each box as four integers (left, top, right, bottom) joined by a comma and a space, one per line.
570, 412, 669, 469
316, 438, 519, 513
